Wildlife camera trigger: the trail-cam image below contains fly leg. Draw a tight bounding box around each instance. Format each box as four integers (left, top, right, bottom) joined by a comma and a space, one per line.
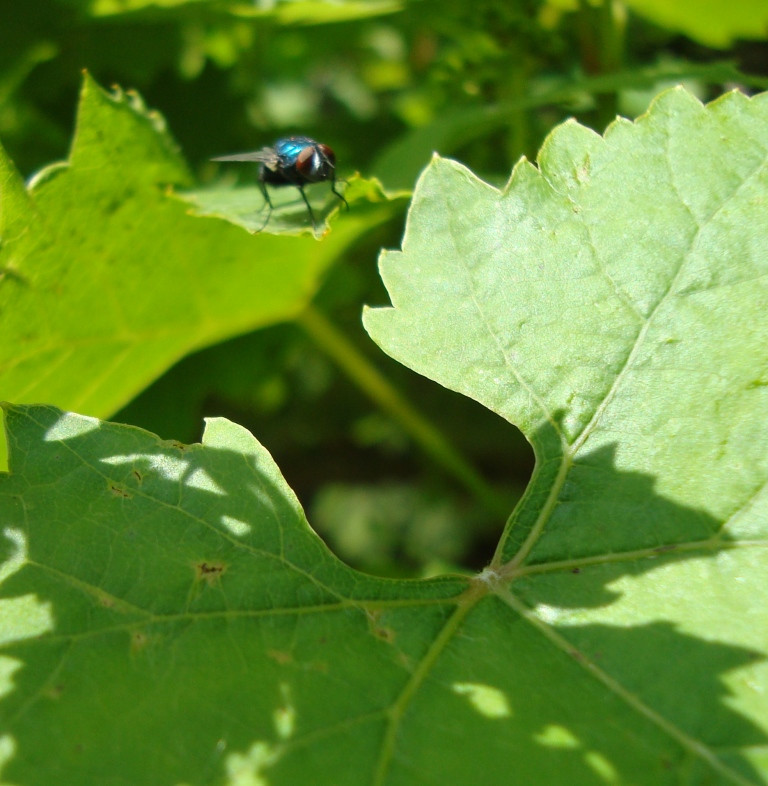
330, 176, 349, 211
298, 185, 318, 231
255, 179, 274, 232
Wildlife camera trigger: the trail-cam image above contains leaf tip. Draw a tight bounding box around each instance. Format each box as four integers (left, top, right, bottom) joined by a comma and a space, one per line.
79, 68, 100, 96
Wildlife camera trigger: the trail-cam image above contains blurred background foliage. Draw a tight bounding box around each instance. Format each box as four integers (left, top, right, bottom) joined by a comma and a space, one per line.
2, 0, 767, 576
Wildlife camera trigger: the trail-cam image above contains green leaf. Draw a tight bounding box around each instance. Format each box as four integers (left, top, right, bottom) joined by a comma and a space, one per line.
0, 404, 468, 785
365, 86, 768, 558
550, 0, 768, 48
76, 0, 402, 23
624, 0, 768, 48
184, 173, 404, 237
0, 74, 397, 420
2, 87, 768, 785
372, 62, 768, 192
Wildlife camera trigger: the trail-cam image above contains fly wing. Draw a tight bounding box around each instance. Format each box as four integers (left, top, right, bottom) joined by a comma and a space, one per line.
211, 146, 279, 169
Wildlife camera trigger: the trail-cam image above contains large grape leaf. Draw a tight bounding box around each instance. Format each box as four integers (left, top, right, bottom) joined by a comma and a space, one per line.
0, 73, 394, 421
1, 86, 767, 785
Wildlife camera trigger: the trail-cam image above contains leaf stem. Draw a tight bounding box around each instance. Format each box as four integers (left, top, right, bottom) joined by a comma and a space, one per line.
372, 595, 476, 784
577, 0, 626, 126
296, 304, 510, 519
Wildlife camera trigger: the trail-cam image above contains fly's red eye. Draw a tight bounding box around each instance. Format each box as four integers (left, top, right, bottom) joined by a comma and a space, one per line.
295, 146, 316, 175
317, 144, 335, 165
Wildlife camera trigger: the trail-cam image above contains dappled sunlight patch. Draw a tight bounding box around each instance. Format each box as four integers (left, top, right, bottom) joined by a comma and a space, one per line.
101, 450, 191, 481
0, 530, 53, 650
43, 412, 100, 442
186, 467, 226, 495
451, 682, 511, 719
224, 741, 280, 786
223, 684, 296, 782
0, 595, 53, 647
534, 724, 580, 748
0, 529, 26, 584
533, 603, 568, 624
220, 515, 251, 537
0, 735, 16, 780
273, 683, 295, 740
0, 658, 22, 700
533, 726, 617, 781
584, 750, 618, 782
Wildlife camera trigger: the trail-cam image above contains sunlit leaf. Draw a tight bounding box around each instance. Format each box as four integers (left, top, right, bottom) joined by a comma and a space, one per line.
0, 74, 397, 420
551, 0, 768, 48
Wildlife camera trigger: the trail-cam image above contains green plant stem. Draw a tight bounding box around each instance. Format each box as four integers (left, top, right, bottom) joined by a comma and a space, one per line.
577, 0, 626, 127
504, 62, 531, 168
297, 304, 511, 519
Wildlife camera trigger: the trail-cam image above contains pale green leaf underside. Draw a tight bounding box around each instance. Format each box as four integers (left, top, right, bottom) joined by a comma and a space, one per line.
365, 86, 768, 562
2, 87, 768, 785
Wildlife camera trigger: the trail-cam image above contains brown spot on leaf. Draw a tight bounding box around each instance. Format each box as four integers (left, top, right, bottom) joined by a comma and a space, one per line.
267, 649, 294, 666
44, 684, 64, 700
373, 625, 396, 644
366, 609, 396, 644
131, 631, 149, 653
161, 439, 187, 451
194, 561, 226, 585
395, 651, 413, 670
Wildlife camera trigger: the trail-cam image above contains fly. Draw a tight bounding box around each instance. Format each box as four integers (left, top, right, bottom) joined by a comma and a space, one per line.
212, 136, 348, 232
